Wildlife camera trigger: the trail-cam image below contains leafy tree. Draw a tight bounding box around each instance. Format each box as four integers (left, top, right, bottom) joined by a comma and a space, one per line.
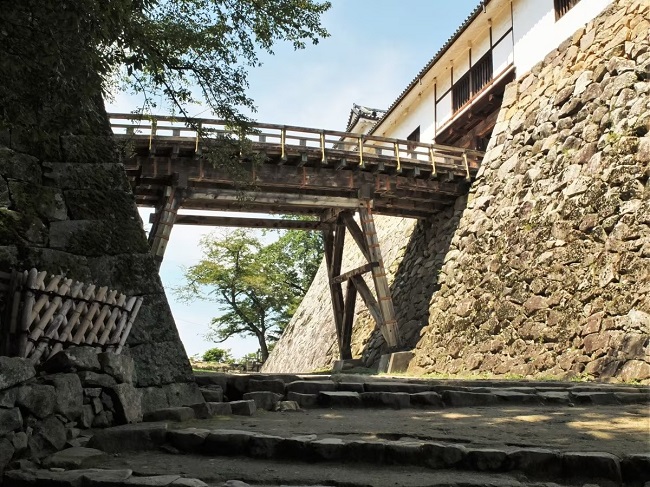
202, 347, 234, 363
0, 0, 331, 153
175, 227, 322, 361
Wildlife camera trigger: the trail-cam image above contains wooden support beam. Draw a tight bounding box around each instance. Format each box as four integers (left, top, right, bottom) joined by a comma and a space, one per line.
340, 280, 356, 360
341, 211, 371, 263
358, 204, 401, 348
350, 275, 382, 327
185, 190, 365, 211
331, 262, 378, 285
165, 214, 328, 231
323, 227, 344, 350
148, 186, 182, 269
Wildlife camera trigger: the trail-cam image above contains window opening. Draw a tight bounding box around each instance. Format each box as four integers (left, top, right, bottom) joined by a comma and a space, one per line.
555, 0, 581, 20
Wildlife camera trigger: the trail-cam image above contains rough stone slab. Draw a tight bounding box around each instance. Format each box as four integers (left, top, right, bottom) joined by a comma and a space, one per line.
163, 382, 205, 408
242, 392, 282, 411
98, 353, 135, 384
562, 451, 622, 482
0, 357, 36, 390
0, 387, 17, 408
80, 468, 134, 484
344, 440, 386, 463
143, 407, 195, 423
614, 392, 649, 404
42, 447, 107, 469
507, 448, 561, 478
30, 415, 67, 456
248, 433, 283, 459
336, 382, 365, 393
247, 379, 286, 395
0, 437, 14, 473
364, 382, 431, 394
464, 448, 508, 471
199, 387, 223, 403
42, 348, 101, 374
318, 391, 362, 408
569, 391, 618, 405
286, 380, 337, 395
0, 407, 22, 436
442, 391, 499, 407
493, 390, 542, 404
274, 401, 301, 412
311, 438, 347, 461
45, 373, 84, 420
538, 391, 572, 404
167, 428, 210, 453
203, 430, 255, 456
170, 479, 208, 487
87, 422, 169, 453
78, 371, 117, 388
410, 392, 443, 407
16, 384, 56, 419
422, 442, 466, 468
229, 400, 256, 416
108, 383, 143, 424
193, 373, 228, 390
332, 359, 364, 373
622, 453, 650, 484
286, 392, 318, 409
140, 387, 170, 415
383, 441, 427, 465
387, 351, 414, 374
360, 392, 411, 409
207, 402, 232, 416
121, 474, 181, 485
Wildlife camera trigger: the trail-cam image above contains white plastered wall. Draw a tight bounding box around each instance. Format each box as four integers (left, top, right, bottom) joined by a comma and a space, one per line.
512, 0, 614, 77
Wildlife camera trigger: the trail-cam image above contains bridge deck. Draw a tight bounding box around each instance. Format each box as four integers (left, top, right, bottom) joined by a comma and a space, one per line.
110, 114, 483, 219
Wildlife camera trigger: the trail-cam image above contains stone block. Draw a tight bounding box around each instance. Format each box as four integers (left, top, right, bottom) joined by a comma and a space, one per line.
87, 422, 169, 453
140, 387, 170, 415
127, 341, 194, 388
243, 391, 282, 411
143, 407, 195, 423
0, 356, 36, 390
44, 373, 83, 420
42, 447, 107, 469
0, 437, 14, 474
43, 162, 131, 191
0, 147, 42, 183
163, 382, 205, 408
621, 453, 650, 485
507, 448, 562, 478
92, 410, 113, 428
206, 402, 232, 416
383, 441, 427, 466
247, 379, 286, 395
199, 387, 223, 402
410, 392, 443, 407
344, 440, 386, 463
365, 382, 431, 394
203, 430, 254, 455
336, 382, 365, 393
167, 428, 210, 452
78, 371, 116, 388
318, 391, 362, 408
16, 384, 56, 419
287, 392, 318, 409
615, 392, 649, 404
538, 391, 571, 404
464, 448, 508, 471
122, 474, 182, 485
311, 438, 346, 461
387, 351, 414, 374
286, 380, 337, 395
8, 181, 67, 221
80, 404, 94, 429
29, 415, 67, 457
248, 433, 283, 459
194, 373, 228, 390
442, 391, 499, 407
274, 401, 300, 412
107, 383, 143, 424
562, 451, 622, 482
360, 392, 410, 409
230, 400, 256, 416
98, 352, 136, 383
171, 479, 208, 487
493, 390, 542, 404
88, 256, 164, 297
569, 391, 618, 405
332, 359, 364, 373
377, 354, 390, 373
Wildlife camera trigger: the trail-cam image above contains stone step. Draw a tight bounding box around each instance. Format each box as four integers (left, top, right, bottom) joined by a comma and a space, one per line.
87, 425, 649, 485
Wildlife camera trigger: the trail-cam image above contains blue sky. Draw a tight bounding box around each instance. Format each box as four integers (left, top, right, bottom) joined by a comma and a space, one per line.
107, 0, 479, 360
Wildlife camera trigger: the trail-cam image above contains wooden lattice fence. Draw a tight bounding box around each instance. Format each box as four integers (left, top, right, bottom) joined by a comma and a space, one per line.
0, 269, 143, 365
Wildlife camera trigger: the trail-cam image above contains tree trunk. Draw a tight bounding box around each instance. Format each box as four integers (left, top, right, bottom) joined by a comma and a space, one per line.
257, 334, 269, 362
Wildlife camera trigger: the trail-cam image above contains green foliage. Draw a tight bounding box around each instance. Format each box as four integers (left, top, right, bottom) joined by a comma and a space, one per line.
0, 0, 331, 147
175, 227, 323, 361
202, 347, 234, 363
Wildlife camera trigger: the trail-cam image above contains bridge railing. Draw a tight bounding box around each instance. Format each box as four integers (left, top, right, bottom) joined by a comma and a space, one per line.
109, 113, 484, 176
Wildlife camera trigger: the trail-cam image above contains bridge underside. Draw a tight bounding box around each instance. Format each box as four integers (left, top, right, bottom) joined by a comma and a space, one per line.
116, 121, 481, 359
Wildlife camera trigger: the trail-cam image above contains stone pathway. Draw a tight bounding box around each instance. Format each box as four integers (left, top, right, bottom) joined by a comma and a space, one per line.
4, 374, 649, 486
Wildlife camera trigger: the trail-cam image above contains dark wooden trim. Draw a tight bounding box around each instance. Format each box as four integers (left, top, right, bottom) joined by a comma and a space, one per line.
170, 214, 328, 230
331, 263, 378, 285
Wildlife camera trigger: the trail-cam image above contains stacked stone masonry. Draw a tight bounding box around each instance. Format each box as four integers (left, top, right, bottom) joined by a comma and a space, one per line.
264, 0, 650, 383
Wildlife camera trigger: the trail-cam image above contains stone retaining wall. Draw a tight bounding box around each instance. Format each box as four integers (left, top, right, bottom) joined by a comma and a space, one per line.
264, 0, 650, 383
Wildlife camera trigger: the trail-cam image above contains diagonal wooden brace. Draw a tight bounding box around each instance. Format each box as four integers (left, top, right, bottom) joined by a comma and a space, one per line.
148, 185, 182, 269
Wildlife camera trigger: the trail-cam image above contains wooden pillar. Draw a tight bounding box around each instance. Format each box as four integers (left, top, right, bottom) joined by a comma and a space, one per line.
148, 186, 182, 269
358, 203, 401, 348
322, 219, 348, 359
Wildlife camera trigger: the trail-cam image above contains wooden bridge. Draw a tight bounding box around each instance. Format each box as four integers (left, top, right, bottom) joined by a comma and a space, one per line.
110, 114, 484, 358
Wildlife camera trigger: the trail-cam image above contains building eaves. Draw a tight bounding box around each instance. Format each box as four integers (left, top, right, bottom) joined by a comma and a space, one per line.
368, 0, 491, 135
346, 104, 387, 132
